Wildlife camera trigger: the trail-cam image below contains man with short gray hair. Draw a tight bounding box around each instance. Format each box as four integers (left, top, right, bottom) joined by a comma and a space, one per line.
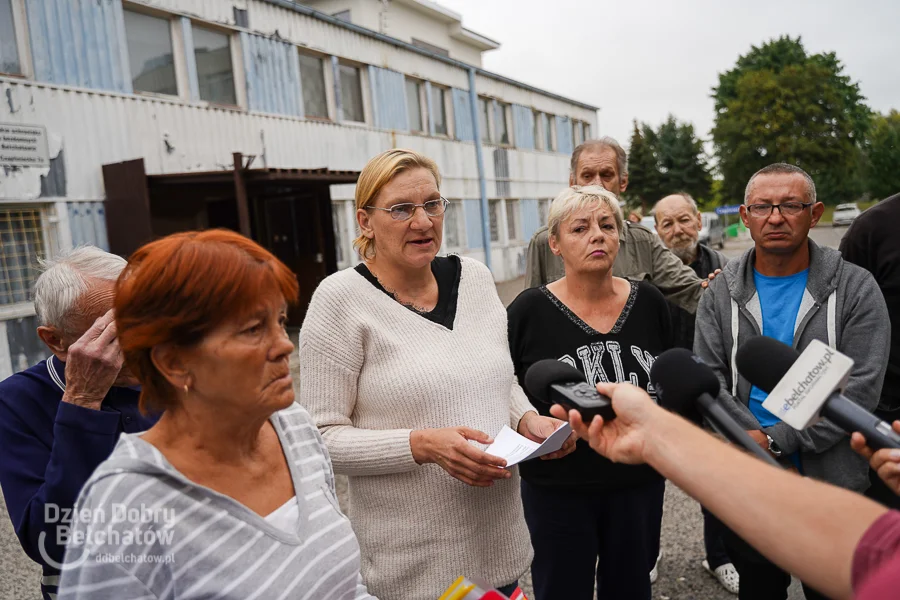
524, 138, 703, 314
0, 246, 157, 600
694, 163, 889, 600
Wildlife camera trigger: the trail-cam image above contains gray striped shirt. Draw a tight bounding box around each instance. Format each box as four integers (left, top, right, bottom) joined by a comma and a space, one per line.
58, 403, 376, 600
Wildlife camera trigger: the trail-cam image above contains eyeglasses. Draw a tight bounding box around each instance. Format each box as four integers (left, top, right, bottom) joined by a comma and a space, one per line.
366, 197, 449, 221
745, 202, 814, 218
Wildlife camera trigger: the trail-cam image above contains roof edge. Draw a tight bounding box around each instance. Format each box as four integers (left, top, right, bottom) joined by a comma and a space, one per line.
262, 0, 599, 112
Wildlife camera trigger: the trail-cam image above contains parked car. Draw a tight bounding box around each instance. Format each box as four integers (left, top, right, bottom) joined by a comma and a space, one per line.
640, 216, 657, 234
700, 212, 726, 249
832, 202, 861, 227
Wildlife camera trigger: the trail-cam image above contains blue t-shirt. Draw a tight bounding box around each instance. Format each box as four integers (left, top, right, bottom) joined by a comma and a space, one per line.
748, 268, 809, 468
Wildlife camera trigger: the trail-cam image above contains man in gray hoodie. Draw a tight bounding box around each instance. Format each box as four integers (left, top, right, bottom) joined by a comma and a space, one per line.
694, 163, 889, 600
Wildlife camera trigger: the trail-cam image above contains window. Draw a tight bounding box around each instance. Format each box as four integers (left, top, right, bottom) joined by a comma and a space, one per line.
411, 38, 450, 58
339, 64, 365, 123
192, 26, 236, 105
332, 202, 348, 265
0, 0, 20, 75
123, 10, 177, 96
431, 86, 447, 136
583, 122, 591, 140
479, 97, 492, 143
489, 200, 501, 242
406, 79, 423, 132
0, 207, 46, 305
539, 198, 551, 225
573, 120, 584, 146
544, 113, 555, 151
495, 102, 510, 145
299, 53, 328, 119
443, 200, 465, 249
533, 110, 542, 150
505, 199, 521, 241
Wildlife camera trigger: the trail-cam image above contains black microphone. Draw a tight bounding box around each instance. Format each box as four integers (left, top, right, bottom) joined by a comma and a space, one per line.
650, 348, 780, 467
523, 359, 615, 422
736, 337, 900, 451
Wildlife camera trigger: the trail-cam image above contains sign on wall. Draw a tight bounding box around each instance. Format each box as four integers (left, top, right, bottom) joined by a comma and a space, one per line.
0, 123, 49, 168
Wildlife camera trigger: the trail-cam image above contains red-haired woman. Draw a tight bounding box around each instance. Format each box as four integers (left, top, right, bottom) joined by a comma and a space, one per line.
58, 230, 376, 600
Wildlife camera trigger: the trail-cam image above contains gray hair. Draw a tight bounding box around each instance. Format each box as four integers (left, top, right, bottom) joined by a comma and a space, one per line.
548, 185, 624, 239
653, 192, 699, 221
744, 163, 817, 204
34, 246, 126, 331
570, 137, 628, 178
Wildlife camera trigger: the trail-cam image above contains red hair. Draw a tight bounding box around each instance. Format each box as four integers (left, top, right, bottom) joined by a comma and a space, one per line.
114, 230, 299, 413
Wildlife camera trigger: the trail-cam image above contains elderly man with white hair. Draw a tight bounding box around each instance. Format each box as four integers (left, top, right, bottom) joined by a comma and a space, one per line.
0, 246, 157, 600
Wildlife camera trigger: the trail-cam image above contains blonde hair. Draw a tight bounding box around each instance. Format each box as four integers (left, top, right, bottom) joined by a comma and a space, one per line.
548, 185, 624, 239
353, 149, 442, 259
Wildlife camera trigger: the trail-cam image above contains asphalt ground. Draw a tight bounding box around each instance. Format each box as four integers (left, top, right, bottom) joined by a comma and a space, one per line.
0, 224, 852, 600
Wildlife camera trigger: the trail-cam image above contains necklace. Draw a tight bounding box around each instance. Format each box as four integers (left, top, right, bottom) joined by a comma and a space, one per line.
370, 270, 437, 313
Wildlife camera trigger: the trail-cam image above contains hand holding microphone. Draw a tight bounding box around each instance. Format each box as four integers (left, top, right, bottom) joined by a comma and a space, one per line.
851, 421, 900, 496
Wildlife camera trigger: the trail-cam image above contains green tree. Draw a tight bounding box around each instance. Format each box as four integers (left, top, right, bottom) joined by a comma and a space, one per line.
865, 110, 900, 200
655, 115, 712, 202
626, 117, 712, 209
626, 120, 660, 211
712, 36, 871, 204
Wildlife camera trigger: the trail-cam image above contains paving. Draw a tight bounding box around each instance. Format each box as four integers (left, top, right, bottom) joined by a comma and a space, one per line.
0, 224, 852, 599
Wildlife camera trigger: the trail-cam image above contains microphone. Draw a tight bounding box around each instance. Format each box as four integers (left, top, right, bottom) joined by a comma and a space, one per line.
439, 576, 523, 599
736, 337, 900, 451
650, 348, 780, 467
523, 359, 615, 422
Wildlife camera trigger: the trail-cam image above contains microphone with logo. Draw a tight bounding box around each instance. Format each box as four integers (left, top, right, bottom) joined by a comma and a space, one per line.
523, 352, 779, 466
736, 337, 900, 450
649, 348, 780, 467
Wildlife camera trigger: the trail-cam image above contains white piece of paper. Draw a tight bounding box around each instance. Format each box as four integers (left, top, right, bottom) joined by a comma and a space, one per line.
484, 423, 573, 468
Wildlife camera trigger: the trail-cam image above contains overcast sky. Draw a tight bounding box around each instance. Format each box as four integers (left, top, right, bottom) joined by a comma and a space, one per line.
438, 0, 900, 156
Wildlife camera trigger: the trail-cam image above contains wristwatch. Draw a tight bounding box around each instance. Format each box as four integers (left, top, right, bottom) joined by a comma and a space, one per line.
765, 434, 783, 457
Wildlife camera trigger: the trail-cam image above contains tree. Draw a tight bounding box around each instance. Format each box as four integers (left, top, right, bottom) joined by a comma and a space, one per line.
865, 110, 900, 200
712, 36, 871, 204
655, 116, 712, 202
626, 117, 712, 210
626, 120, 660, 210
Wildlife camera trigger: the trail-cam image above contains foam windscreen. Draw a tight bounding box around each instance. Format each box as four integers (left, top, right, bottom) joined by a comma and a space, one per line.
735, 336, 800, 394
649, 348, 720, 417
523, 359, 586, 404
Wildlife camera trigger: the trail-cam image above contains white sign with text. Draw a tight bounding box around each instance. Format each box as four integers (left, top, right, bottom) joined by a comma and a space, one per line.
0, 122, 49, 168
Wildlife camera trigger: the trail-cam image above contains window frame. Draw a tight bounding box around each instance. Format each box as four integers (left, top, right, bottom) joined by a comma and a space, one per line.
442, 199, 466, 250
190, 22, 242, 108
405, 77, 426, 134
298, 50, 332, 121
495, 101, 512, 147
0, 0, 31, 78
478, 96, 493, 144
337, 61, 368, 124
544, 113, 556, 152
532, 109, 543, 151
430, 84, 450, 137
0, 203, 58, 310
122, 7, 181, 99
505, 199, 521, 242
488, 199, 501, 243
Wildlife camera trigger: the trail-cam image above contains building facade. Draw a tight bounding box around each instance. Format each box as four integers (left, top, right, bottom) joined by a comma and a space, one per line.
0, 0, 597, 379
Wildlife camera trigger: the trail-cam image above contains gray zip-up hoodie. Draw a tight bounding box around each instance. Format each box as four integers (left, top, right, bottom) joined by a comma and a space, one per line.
694, 239, 890, 492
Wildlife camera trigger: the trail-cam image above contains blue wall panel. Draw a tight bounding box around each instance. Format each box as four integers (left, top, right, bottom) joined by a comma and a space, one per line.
68, 202, 109, 251
26, 0, 130, 92
556, 115, 574, 155
521, 198, 540, 240
241, 33, 302, 117
369, 67, 407, 130
463, 199, 484, 249
512, 104, 535, 150
451, 88, 473, 142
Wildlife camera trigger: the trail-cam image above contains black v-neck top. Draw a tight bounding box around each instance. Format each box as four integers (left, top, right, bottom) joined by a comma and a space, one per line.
355, 255, 462, 329
507, 279, 673, 490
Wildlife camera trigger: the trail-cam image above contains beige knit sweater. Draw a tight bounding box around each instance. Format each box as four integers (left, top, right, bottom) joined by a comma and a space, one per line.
297, 257, 535, 600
